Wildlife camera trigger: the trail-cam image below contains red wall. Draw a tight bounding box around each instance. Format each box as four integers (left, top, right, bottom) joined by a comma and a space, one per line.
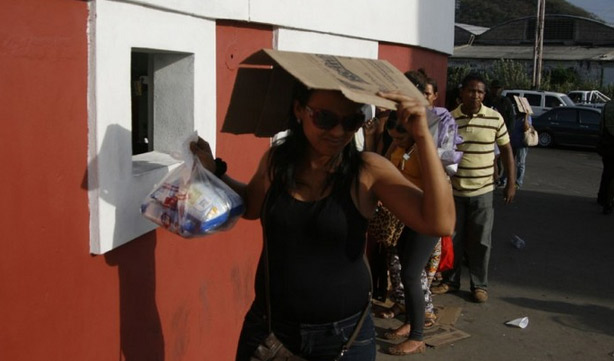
0, 1, 103, 360
0, 1, 273, 359
379, 43, 449, 107
0, 3, 448, 360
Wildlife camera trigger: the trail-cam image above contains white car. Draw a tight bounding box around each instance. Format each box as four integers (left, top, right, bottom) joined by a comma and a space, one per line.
567, 90, 611, 108
501, 90, 575, 117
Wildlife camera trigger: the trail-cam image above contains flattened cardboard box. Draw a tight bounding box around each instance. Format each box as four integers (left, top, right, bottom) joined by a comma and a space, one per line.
425, 325, 471, 347
222, 49, 427, 137
513, 95, 534, 115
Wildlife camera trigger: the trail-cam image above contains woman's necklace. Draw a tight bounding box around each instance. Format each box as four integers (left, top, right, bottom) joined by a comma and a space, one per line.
400, 145, 416, 171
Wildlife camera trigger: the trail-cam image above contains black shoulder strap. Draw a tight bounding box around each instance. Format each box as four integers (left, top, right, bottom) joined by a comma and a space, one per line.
260, 187, 274, 334
334, 255, 372, 361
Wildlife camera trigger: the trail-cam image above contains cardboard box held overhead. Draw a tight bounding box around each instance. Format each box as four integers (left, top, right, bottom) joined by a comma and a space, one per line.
513, 95, 534, 115
222, 48, 427, 137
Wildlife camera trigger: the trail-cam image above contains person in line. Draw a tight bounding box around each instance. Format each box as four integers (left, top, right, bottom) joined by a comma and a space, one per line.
597, 100, 614, 215
431, 73, 516, 303
379, 110, 449, 356
500, 106, 533, 189
363, 106, 395, 302
484, 80, 515, 186
367, 70, 462, 339
362, 107, 406, 320
425, 76, 460, 286
422, 76, 459, 323
376, 71, 462, 321
191, 83, 455, 360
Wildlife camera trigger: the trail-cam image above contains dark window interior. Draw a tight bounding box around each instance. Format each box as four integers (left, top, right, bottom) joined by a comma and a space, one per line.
131, 52, 153, 155
525, 94, 541, 106
545, 96, 563, 107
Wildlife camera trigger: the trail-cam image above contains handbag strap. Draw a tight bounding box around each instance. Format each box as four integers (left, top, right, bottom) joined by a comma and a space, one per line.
260, 187, 373, 359
523, 113, 531, 130
334, 255, 372, 361
261, 189, 273, 333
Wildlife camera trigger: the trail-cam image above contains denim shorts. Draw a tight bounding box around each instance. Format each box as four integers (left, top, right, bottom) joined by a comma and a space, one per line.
235, 304, 375, 361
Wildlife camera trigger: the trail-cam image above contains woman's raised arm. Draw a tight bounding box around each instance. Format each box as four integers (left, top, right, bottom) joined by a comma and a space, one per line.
367, 93, 455, 236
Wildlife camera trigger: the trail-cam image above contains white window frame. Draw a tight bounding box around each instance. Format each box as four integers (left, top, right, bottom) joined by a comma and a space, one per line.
87, 1, 216, 254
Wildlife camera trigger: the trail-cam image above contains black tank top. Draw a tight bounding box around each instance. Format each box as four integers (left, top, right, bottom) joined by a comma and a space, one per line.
254, 185, 370, 323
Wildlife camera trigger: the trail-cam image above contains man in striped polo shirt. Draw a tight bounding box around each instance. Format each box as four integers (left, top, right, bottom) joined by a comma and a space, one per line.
431, 73, 516, 303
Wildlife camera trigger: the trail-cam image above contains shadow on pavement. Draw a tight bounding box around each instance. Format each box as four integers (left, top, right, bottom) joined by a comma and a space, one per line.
491, 188, 613, 303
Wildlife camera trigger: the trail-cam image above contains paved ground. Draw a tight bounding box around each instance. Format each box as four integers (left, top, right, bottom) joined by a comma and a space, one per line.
373, 147, 614, 361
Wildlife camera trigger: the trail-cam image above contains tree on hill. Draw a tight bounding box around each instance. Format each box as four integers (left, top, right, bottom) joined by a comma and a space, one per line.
456, 0, 601, 27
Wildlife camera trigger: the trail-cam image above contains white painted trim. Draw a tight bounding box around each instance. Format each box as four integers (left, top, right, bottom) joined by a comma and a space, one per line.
253, 0, 454, 55
275, 28, 379, 59
88, 0, 217, 254
106, 0, 455, 55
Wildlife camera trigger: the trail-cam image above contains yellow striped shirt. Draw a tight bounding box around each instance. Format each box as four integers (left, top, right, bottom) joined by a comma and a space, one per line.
451, 104, 510, 197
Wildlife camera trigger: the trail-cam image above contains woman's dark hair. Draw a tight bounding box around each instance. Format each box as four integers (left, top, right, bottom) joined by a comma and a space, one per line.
268, 81, 364, 196
404, 70, 428, 93
426, 77, 438, 93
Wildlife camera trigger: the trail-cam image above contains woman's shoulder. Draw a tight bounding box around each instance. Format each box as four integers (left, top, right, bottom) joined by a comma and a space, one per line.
359, 151, 399, 179
361, 150, 388, 165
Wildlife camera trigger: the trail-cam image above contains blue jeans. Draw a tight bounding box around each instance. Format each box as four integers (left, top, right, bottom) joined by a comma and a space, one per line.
235, 303, 376, 361
500, 146, 528, 187
514, 147, 528, 187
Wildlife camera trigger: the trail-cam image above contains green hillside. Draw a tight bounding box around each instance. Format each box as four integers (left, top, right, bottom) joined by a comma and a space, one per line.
456, 0, 601, 27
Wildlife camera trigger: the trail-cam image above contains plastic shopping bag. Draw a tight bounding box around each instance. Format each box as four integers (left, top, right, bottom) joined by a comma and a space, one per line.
141, 132, 244, 237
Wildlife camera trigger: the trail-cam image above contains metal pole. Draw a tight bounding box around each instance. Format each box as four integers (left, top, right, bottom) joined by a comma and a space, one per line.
532, 0, 545, 89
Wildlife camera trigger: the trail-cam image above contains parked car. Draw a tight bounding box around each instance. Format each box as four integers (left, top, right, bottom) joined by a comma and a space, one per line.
533, 106, 602, 148
501, 89, 575, 117
567, 90, 611, 109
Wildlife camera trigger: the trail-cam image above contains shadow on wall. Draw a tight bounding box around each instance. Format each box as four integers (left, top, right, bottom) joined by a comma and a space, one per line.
105, 235, 165, 361
82, 123, 165, 360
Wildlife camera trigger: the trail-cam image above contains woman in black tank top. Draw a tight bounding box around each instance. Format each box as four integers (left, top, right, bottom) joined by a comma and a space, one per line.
191, 83, 455, 360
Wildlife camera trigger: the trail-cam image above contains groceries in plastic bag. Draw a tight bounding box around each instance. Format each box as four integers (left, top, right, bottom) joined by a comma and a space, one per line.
141, 133, 244, 237
429, 107, 464, 176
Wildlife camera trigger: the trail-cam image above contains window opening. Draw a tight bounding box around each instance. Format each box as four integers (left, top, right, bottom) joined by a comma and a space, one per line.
129, 48, 195, 166
131, 52, 153, 155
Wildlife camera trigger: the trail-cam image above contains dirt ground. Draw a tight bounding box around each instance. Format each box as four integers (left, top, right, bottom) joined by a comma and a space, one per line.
373, 147, 614, 361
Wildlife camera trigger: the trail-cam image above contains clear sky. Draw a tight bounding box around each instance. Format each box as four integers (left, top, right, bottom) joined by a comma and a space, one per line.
566, 0, 614, 25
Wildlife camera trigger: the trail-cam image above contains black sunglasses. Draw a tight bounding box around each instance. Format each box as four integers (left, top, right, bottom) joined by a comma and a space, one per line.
385, 112, 406, 133
305, 106, 365, 132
